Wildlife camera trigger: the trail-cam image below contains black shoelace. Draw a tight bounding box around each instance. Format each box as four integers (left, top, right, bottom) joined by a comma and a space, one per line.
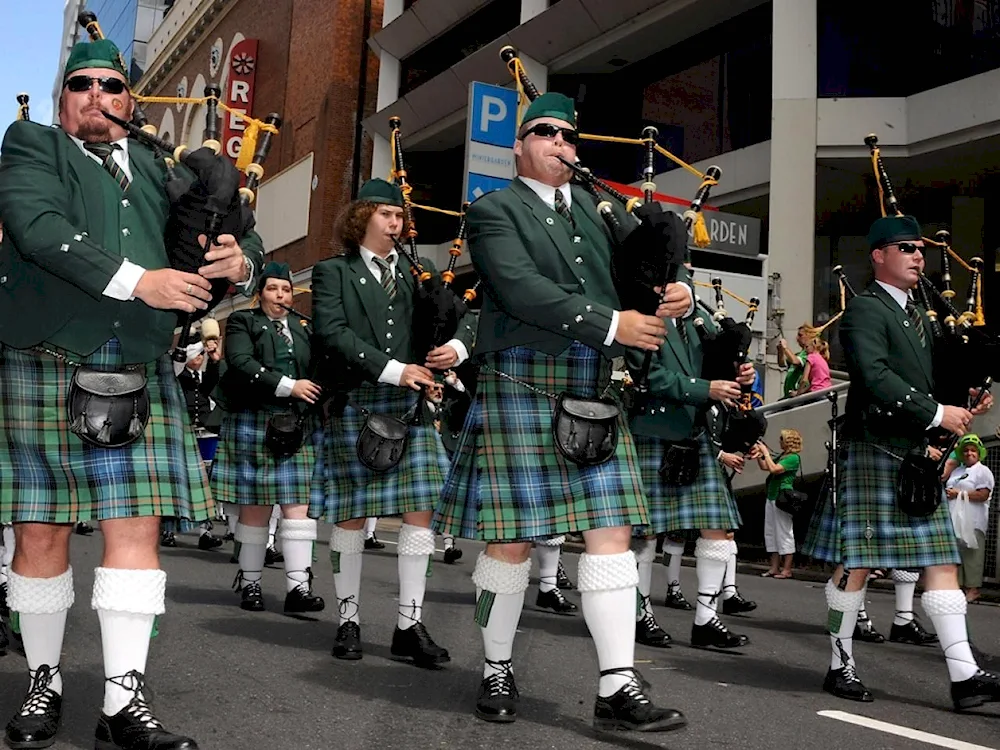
19, 664, 59, 716
833, 636, 862, 683
483, 659, 518, 697
232, 569, 262, 595
398, 597, 422, 626
338, 594, 360, 622
286, 567, 314, 594
106, 670, 162, 728
600, 667, 651, 703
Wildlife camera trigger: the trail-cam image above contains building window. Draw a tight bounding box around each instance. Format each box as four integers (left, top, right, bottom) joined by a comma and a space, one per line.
400, 145, 466, 246
819, 0, 1000, 97
398, 1, 521, 96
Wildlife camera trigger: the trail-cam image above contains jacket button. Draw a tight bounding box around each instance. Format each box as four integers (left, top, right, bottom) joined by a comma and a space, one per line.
386, 332, 392, 339
121, 228, 130, 236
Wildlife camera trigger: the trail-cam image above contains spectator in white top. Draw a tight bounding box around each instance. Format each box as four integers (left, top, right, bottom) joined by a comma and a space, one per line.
944, 434, 994, 603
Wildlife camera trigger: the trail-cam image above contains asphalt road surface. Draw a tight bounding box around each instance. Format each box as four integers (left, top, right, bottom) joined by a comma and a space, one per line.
1, 526, 998, 750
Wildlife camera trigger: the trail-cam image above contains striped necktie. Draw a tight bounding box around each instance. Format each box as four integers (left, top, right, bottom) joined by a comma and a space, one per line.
276, 321, 293, 349
83, 142, 130, 191
373, 255, 397, 300
905, 298, 926, 348
554, 188, 574, 226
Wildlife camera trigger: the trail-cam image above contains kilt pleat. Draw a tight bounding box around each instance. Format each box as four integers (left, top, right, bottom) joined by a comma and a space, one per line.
433, 343, 648, 542
632, 432, 741, 535
835, 440, 959, 570
308, 383, 447, 523
800, 477, 841, 564
0, 341, 212, 524
211, 409, 318, 506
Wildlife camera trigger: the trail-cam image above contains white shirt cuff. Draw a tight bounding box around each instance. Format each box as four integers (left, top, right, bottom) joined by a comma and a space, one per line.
605, 310, 620, 346
235, 257, 255, 291
928, 403, 944, 429
103, 260, 146, 300
678, 282, 695, 318
444, 339, 469, 366
379, 359, 406, 387
275, 376, 295, 398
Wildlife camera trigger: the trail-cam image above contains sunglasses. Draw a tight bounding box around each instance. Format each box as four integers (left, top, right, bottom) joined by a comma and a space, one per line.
522, 123, 579, 145
65, 75, 127, 95
896, 242, 922, 254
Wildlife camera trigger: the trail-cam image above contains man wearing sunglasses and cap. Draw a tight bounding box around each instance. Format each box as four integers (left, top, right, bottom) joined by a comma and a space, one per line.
0, 37, 263, 750
434, 91, 690, 733
819, 213, 998, 711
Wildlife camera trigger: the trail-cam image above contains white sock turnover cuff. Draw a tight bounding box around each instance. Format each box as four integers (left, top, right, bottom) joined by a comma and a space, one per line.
536, 535, 565, 547
8, 567, 75, 614
471, 552, 531, 595
91, 567, 166, 616
662, 540, 685, 557
891, 569, 921, 584
577, 551, 639, 592
631, 537, 657, 564
277, 518, 317, 542
329, 526, 366, 555
397, 523, 436, 556
921, 588, 967, 617
694, 537, 731, 563
235, 523, 269, 545
825, 580, 864, 612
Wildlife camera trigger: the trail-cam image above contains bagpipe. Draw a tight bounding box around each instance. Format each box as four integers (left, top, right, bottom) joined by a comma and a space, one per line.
386, 116, 479, 364
498, 46, 720, 394
79, 10, 282, 363
691, 278, 767, 453
865, 133, 995, 424
16, 92, 29, 122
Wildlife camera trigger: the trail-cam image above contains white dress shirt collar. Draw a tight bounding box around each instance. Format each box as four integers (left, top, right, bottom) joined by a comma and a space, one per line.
519, 176, 572, 211
360, 245, 398, 282
875, 280, 912, 310
68, 134, 132, 180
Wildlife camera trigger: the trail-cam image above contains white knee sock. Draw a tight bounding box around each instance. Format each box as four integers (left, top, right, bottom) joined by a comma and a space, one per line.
279, 519, 317, 593
826, 580, 864, 670
632, 538, 657, 621
535, 543, 561, 593
922, 589, 979, 682
236, 524, 268, 586
267, 505, 280, 549
578, 551, 639, 697
663, 539, 684, 591
92, 567, 166, 716
9, 568, 75, 695
892, 569, 919, 625
443, 534, 456, 550
397, 524, 434, 629
722, 541, 738, 600
472, 553, 531, 679
694, 538, 730, 626
363, 517, 378, 539
224, 504, 240, 537
330, 526, 365, 625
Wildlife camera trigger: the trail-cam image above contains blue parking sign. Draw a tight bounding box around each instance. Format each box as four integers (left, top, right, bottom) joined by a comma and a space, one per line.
469, 83, 518, 148
466, 173, 511, 204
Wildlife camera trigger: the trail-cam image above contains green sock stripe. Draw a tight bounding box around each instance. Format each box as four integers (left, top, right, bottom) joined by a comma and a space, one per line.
150, 615, 160, 639
474, 590, 496, 628
636, 588, 644, 617
827, 608, 844, 635
10, 611, 20, 635
426, 556, 433, 579
330, 550, 341, 575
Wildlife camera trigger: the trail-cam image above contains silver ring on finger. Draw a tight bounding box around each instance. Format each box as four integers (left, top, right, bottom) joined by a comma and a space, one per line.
186, 283, 192, 295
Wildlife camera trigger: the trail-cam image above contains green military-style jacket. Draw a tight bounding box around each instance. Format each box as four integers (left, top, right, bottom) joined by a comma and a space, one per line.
215, 308, 313, 413
467, 177, 625, 357
0, 120, 265, 363
311, 252, 476, 389
626, 275, 714, 442
840, 281, 938, 445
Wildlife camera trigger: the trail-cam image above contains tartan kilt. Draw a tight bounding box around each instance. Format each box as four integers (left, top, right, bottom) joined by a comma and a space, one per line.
433, 343, 648, 542
0, 341, 212, 524
308, 383, 447, 523
210, 409, 319, 506
632, 432, 741, 535
837, 439, 959, 570
800, 477, 841, 564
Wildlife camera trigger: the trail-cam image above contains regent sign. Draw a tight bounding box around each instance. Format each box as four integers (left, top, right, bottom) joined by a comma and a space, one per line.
222, 39, 259, 162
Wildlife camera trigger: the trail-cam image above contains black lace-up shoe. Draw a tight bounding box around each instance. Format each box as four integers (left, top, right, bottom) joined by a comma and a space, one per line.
536, 588, 577, 615
636, 609, 672, 648
952, 669, 1000, 711
443, 546, 463, 564
721, 590, 757, 615
391, 622, 450, 667
332, 622, 362, 660
593, 668, 686, 733
663, 586, 693, 611
159, 531, 176, 548
197, 534, 223, 551
556, 559, 575, 590
5, 664, 62, 749
823, 666, 874, 702
232, 571, 264, 612
265, 546, 284, 566
94, 671, 198, 749
283, 568, 324, 614
691, 618, 749, 649
0, 581, 8, 618
889, 617, 938, 645
74, 522, 94, 536
475, 660, 518, 723
854, 617, 885, 644
363, 535, 385, 551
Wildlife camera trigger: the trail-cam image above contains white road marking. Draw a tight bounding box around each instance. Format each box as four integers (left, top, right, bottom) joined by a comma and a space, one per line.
818, 710, 997, 750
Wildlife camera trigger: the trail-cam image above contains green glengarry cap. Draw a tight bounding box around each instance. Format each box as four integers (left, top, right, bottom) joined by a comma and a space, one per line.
357, 178, 404, 207
520, 92, 576, 129
867, 214, 922, 250
257, 261, 292, 292
64, 39, 128, 81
